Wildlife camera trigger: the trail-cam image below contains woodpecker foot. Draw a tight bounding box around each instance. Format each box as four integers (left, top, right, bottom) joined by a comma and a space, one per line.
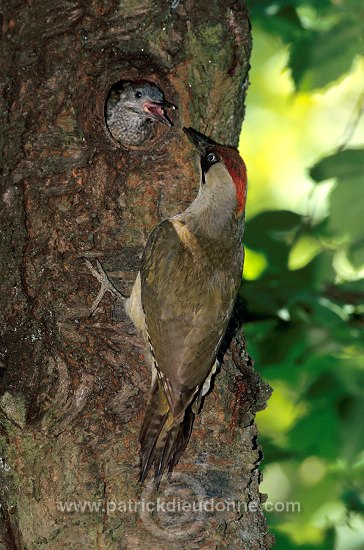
85, 258, 125, 316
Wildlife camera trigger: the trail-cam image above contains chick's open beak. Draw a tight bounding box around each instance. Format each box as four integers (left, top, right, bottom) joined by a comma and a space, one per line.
143, 99, 176, 126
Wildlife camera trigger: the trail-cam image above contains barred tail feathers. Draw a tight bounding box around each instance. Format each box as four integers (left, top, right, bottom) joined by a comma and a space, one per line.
139, 379, 195, 485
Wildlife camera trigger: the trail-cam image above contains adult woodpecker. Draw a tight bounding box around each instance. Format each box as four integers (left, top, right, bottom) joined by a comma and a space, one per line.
105, 80, 176, 146
124, 127, 248, 484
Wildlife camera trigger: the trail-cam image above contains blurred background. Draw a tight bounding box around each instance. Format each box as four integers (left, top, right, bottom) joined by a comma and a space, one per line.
240, 1, 364, 548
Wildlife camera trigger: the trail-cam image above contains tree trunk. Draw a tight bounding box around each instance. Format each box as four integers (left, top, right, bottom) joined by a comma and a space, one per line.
0, 1, 273, 548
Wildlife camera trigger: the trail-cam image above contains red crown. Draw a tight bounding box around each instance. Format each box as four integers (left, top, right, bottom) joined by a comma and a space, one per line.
215, 146, 247, 215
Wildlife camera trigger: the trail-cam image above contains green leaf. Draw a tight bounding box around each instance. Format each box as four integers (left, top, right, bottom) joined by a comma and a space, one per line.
349, 241, 364, 269
338, 394, 364, 460
330, 175, 364, 244
289, 20, 363, 90
310, 149, 364, 183
288, 408, 338, 459
245, 210, 303, 248
342, 488, 364, 515
272, 531, 326, 550
310, 149, 364, 258
251, 5, 305, 45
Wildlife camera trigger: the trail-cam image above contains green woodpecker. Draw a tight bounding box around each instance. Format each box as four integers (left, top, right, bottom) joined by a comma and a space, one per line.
124, 127, 248, 484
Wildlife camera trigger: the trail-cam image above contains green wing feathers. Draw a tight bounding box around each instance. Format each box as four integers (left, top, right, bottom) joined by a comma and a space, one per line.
139, 219, 241, 482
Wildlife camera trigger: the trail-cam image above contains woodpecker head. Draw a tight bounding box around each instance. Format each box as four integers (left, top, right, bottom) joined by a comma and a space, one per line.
183, 127, 247, 216
108, 81, 176, 126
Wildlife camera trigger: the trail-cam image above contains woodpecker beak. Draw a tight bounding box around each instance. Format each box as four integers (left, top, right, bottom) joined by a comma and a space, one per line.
183, 127, 216, 154
143, 100, 176, 126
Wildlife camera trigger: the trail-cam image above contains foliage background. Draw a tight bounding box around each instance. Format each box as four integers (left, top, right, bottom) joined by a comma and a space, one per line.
240, 1, 364, 548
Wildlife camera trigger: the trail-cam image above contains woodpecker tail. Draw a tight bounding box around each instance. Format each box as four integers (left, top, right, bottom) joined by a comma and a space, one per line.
139, 380, 194, 486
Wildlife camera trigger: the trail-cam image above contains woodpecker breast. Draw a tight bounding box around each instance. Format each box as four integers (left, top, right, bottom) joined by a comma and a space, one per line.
106, 107, 156, 146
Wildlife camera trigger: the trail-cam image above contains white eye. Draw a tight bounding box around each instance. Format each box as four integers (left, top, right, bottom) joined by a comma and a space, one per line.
207, 152, 217, 163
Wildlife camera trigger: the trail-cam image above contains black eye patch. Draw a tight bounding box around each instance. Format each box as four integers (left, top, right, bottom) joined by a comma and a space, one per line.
200, 151, 219, 183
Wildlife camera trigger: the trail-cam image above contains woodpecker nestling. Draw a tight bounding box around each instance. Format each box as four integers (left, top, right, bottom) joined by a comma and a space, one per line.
105, 80, 176, 146
123, 127, 248, 484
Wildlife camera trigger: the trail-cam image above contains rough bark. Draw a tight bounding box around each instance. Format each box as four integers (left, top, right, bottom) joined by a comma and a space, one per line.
0, 1, 273, 548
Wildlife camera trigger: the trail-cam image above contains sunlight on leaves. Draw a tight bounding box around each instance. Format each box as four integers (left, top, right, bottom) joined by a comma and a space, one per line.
242, 2, 364, 548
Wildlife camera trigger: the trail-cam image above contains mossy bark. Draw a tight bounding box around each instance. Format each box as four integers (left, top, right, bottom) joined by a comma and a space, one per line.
0, 1, 274, 548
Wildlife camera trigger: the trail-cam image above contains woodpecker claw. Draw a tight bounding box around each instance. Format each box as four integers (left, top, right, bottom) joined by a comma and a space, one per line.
84, 258, 125, 316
